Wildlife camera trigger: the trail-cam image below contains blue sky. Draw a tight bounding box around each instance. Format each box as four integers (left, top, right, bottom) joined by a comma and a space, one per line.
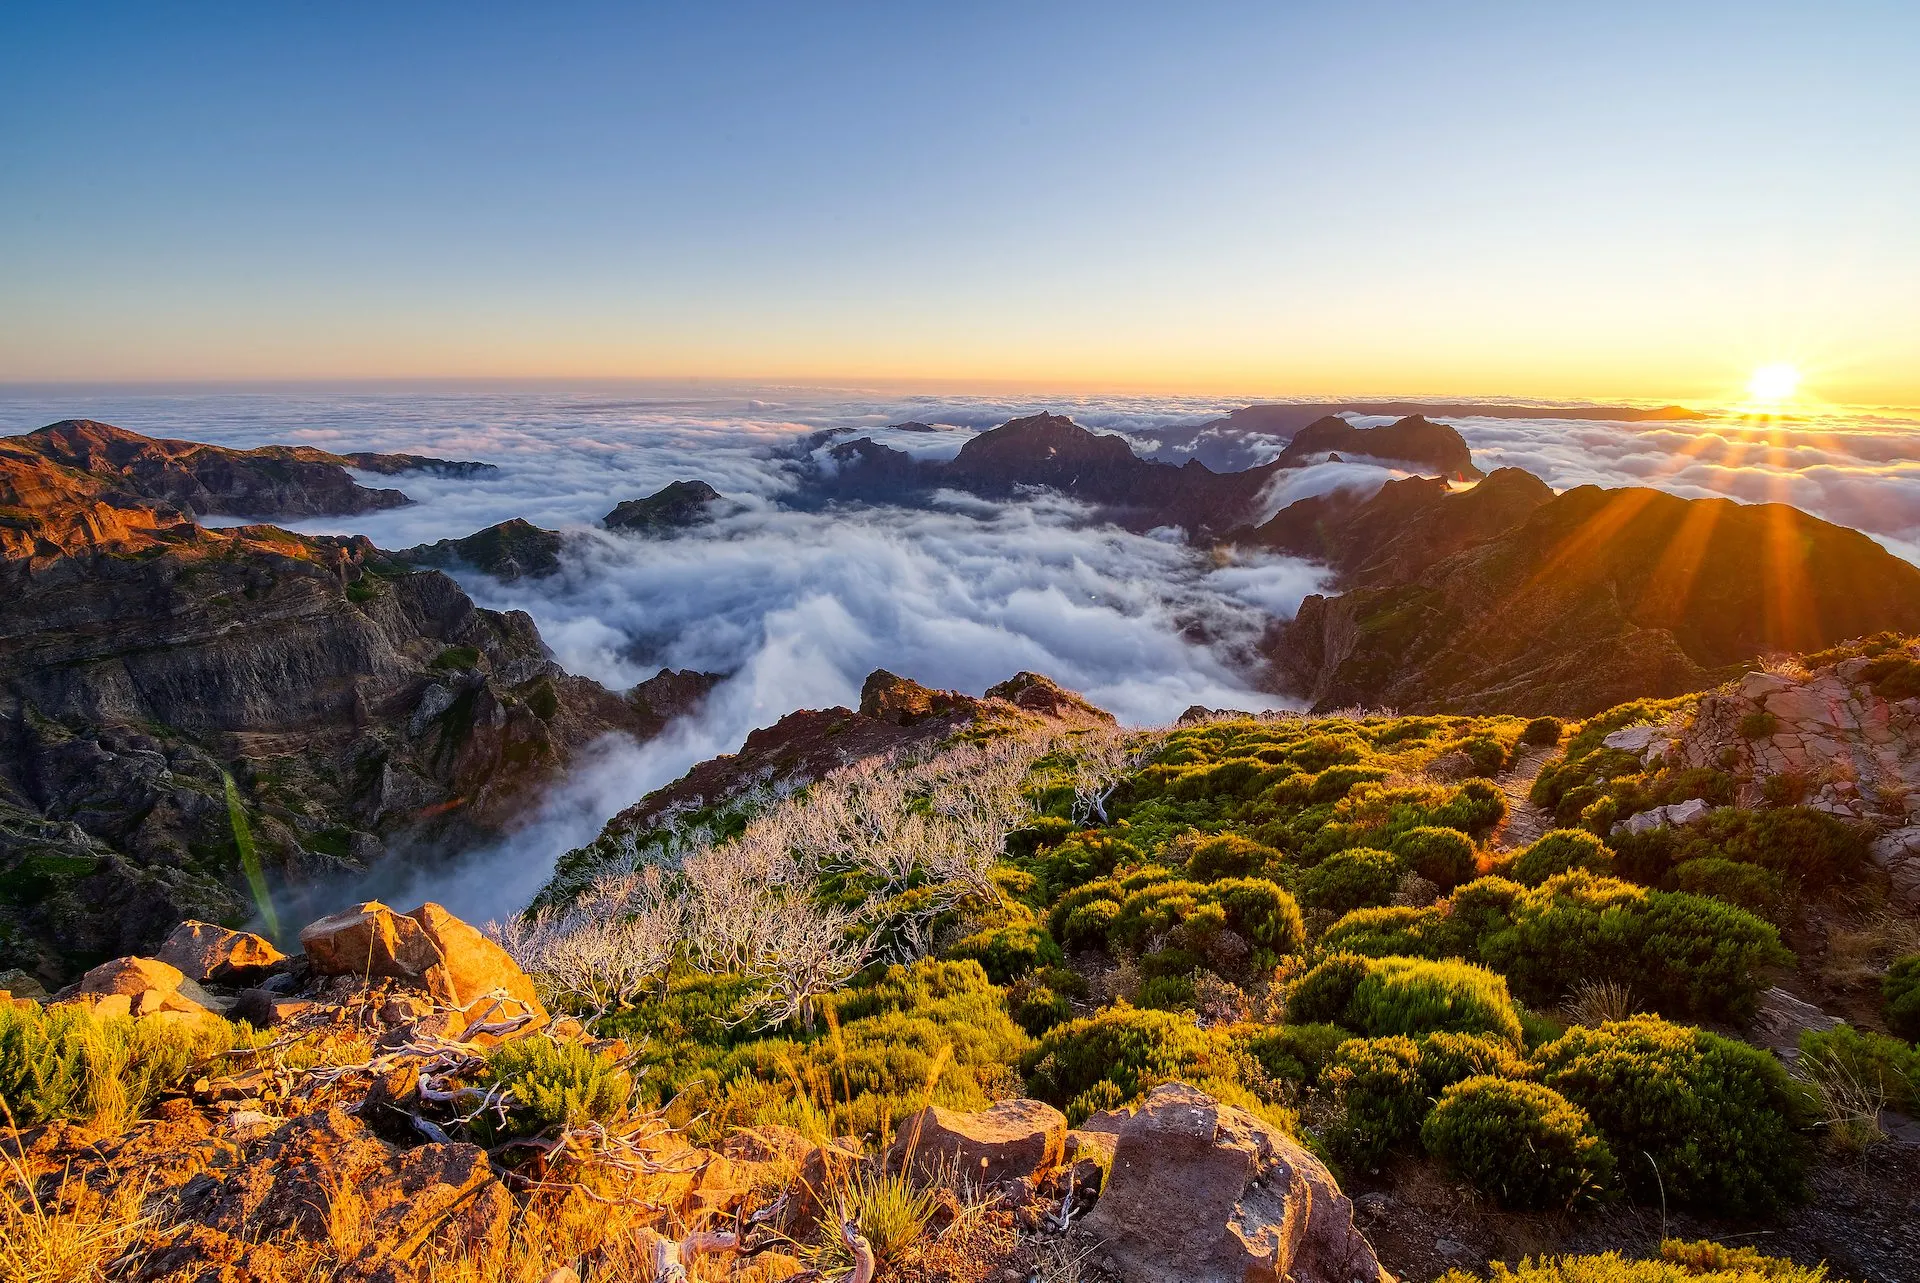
3, 2, 1916, 401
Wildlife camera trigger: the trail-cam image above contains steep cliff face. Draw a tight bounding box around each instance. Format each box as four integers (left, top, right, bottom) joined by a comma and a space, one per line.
1267, 481, 1920, 715
0, 435, 654, 981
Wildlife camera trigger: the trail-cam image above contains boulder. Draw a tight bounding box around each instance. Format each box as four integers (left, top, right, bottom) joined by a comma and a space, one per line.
405, 902, 542, 1012
299, 902, 441, 981
889, 1098, 1067, 1186
1083, 1084, 1389, 1283
156, 921, 287, 985
66, 955, 185, 998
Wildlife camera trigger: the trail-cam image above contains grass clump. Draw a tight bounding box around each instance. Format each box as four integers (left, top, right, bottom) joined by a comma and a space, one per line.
1421, 1076, 1613, 1210
476, 1036, 634, 1140
0, 1002, 240, 1131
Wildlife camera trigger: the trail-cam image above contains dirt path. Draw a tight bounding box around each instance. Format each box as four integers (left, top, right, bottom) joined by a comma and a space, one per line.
1491, 744, 1556, 852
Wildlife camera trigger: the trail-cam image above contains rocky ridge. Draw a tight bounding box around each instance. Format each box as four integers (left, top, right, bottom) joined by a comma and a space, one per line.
0, 425, 694, 983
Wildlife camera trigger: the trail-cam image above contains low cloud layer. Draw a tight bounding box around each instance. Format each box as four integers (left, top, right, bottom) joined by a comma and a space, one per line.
8, 384, 1918, 916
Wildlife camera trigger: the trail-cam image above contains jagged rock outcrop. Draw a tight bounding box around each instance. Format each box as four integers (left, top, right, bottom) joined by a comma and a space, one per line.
1272, 414, 1483, 479
392, 517, 566, 581
1268, 484, 1920, 716
155, 920, 287, 985
604, 479, 725, 533
6, 419, 489, 519
1084, 1084, 1390, 1283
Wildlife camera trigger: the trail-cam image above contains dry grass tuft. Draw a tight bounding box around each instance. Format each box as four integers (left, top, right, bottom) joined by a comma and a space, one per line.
1561, 979, 1640, 1028
0, 1156, 150, 1283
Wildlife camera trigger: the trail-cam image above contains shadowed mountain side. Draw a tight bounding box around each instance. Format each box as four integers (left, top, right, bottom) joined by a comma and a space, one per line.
1268, 484, 1920, 716
7, 420, 492, 519
1236, 468, 1555, 586
0, 443, 677, 981
812, 412, 1290, 537
1273, 414, 1483, 479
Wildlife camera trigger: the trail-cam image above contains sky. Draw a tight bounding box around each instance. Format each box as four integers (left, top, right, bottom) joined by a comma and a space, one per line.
3, 2, 1918, 403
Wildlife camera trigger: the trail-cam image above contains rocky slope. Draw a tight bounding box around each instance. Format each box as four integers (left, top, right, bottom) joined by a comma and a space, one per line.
1263, 477, 1920, 715
0, 429, 686, 983
7, 419, 493, 519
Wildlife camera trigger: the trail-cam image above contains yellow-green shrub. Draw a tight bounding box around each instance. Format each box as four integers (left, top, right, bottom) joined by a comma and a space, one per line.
1421, 1076, 1613, 1210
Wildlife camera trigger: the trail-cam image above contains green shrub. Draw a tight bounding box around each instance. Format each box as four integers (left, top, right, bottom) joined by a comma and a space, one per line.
1320, 906, 1448, 959
1739, 710, 1779, 740
945, 921, 1063, 983
1421, 1076, 1614, 1210
1670, 858, 1785, 921
1886, 954, 1920, 1041
1479, 873, 1789, 1021
1348, 956, 1525, 1047
1535, 1017, 1809, 1216
1288, 953, 1523, 1047
1431, 779, 1508, 836
1520, 717, 1563, 747
1284, 953, 1373, 1026
1507, 830, 1614, 886
1298, 847, 1402, 915
1029, 831, 1140, 899
1007, 976, 1073, 1036
476, 1037, 633, 1140
1322, 1035, 1426, 1168
1185, 834, 1283, 882
1610, 808, 1866, 892
1391, 827, 1477, 891
0, 1002, 240, 1129
1434, 1239, 1829, 1283
1022, 1006, 1244, 1123
1415, 1030, 1530, 1095
1797, 1023, 1919, 1114
1243, 1022, 1350, 1086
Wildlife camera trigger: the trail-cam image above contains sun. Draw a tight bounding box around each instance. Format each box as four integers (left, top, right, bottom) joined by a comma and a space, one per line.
1746, 363, 1801, 404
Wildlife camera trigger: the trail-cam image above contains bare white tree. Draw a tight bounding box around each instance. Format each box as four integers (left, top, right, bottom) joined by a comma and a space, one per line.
491, 864, 683, 1024
739, 896, 873, 1031
1064, 726, 1151, 825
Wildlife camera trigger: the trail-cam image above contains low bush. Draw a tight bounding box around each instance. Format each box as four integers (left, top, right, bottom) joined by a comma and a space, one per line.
1319, 906, 1448, 959
1391, 826, 1478, 891
1184, 833, 1284, 882
1535, 1017, 1810, 1216
0, 1002, 240, 1130
1348, 956, 1525, 1047
1415, 1030, 1531, 1094
1520, 717, 1563, 747
1022, 1005, 1245, 1123
1430, 779, 1509, 836
1287, 954, 1524, 1047
1321, 1035, 1426, 1168
1434, 1239, 1829, 1283
1243, 1022, 1350, 1086
1670, 858, 1785, 921
1421, 1076, 1614, 1210
1506, 830, 1614, 886
1884, 953, 1920, 1041
1610, 808, 1867, 893
945, 921, 1062, 983
1297, 847, 1402, 915
477, 1037, 633, 1140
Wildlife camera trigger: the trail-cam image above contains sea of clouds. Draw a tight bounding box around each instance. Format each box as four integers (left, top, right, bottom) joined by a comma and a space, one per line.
4, 383, 1916, 916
